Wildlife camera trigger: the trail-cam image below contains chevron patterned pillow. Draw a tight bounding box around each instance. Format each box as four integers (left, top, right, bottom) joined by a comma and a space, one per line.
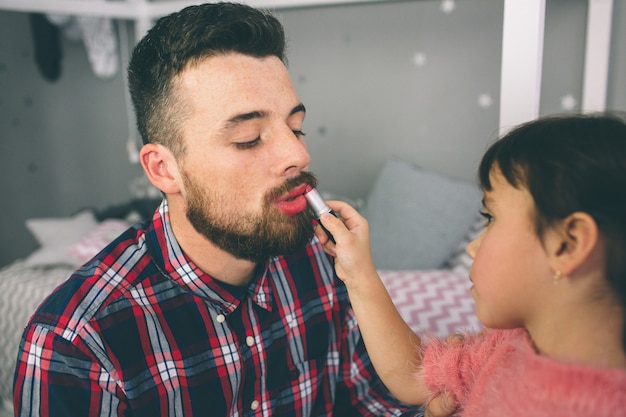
379, 269, 482, 338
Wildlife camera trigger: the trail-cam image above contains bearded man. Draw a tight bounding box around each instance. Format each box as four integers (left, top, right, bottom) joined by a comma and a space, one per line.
13, 3, 455, 417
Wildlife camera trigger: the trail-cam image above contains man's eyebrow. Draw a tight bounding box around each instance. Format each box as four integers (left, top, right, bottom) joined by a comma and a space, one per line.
224, 110, 267, 129
222, 103, 306, 131
291, 103, 306, 116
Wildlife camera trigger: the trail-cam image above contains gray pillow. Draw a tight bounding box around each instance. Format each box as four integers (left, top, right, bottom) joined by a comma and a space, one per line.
362, 158, 481, 270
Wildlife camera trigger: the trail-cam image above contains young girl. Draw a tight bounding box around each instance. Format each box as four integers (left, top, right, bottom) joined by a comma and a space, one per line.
317, 113, 626, 416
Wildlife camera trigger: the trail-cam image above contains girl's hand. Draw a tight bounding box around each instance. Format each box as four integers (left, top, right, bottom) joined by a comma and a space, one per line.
425, 392, 457, 417
317, 201, 377, 289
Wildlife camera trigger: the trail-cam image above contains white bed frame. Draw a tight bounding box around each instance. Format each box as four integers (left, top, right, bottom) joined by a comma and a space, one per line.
0, 0, 614, 133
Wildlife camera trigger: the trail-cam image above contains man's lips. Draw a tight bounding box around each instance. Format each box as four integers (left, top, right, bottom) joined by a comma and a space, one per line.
275, 183, 309, 216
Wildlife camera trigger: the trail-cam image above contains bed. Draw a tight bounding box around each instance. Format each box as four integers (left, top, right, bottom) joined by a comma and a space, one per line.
0, 157, 484, 414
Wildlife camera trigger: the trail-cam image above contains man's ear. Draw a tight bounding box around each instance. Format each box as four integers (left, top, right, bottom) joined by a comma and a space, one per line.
139, 143, 182, 195
548, 212, 600, 277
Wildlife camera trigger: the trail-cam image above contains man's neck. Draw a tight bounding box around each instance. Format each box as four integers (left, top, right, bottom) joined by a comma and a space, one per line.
168, 203, 258, 287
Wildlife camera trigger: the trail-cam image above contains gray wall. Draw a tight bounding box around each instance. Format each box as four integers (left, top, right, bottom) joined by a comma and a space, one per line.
279, 0, 503, 200
1, 0, 625, 267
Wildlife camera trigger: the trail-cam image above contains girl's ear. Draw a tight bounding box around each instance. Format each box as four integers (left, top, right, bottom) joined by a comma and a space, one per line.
548, 212, 600, 277
139, 143, 182, 195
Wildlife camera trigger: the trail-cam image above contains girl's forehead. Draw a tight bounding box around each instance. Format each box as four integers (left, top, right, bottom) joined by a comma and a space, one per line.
487, 166, 508, 189
484, 169, 534, 207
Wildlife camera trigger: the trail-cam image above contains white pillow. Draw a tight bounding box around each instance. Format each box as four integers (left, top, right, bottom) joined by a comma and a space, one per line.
24, 210, 98, 266
66, 219, 129, 263
362, 158, 481, 270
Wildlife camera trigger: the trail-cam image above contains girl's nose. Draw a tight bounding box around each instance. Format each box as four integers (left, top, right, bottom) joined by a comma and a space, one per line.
466, 229, 485, 260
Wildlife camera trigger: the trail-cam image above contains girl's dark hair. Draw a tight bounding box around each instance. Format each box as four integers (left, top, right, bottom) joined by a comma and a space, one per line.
127, 2, 287, 156
479, 113, 626, 348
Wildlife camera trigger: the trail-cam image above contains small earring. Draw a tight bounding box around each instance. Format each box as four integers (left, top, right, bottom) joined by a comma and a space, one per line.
553, 270, 562, 284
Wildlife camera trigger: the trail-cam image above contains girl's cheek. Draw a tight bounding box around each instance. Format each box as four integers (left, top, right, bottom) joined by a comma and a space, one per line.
471, 240, 498, 277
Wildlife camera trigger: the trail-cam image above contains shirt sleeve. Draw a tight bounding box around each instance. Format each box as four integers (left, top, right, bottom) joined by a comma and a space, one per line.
331, 302, 423, 417
13, 323, 123, 417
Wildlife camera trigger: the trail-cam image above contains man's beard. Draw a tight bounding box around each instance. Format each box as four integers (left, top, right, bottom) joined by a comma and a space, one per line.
183, 171, 318, 262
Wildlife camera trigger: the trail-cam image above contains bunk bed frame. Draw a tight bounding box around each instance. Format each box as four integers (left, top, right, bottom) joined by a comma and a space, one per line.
0, 0, 615, 132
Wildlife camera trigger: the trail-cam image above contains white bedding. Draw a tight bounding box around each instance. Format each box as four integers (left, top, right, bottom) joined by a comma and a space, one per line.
0, 261, 77, 412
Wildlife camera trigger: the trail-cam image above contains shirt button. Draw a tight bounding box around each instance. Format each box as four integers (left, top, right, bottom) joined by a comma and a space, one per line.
216, 314, 225, 323
246, 335, 255, 347
250, 400, 259, 410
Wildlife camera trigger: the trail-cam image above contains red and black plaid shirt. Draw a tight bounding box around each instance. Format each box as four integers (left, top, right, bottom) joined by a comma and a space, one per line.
14, 200, 420, 417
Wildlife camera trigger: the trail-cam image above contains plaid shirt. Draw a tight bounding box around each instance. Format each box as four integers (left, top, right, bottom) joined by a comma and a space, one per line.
14, 200, 420, 417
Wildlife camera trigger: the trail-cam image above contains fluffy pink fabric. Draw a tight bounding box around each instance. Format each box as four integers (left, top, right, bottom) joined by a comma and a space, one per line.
419, 328, 626, 416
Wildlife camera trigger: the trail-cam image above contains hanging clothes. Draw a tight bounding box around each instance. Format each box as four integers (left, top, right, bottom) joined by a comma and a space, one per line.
46, 0, 119, 79
29, 13, 63, 82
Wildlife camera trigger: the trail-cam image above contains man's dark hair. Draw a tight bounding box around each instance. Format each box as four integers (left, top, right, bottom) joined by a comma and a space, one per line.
128, 2, 287, 156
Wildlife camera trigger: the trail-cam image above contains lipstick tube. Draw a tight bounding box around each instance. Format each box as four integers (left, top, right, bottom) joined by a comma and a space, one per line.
304, 187, 337, 243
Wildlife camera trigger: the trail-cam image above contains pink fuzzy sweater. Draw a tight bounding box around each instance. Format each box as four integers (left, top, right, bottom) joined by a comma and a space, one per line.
420, 328, 626, 416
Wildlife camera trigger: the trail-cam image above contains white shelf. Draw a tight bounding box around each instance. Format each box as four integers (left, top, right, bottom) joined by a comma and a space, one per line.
0, 0, 389, 42
0, 0, 387, 18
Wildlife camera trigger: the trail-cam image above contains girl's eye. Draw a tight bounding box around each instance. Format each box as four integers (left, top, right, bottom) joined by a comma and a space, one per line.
293, 130, 306, 138
479, 211, 494, 226
235, 138, 261, 150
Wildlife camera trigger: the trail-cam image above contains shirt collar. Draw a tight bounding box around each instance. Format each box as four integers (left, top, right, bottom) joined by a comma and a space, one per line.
145, 199, 274, 314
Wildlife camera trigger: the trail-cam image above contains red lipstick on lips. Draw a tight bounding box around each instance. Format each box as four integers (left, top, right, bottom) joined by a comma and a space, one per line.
275, 183, 309, 216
